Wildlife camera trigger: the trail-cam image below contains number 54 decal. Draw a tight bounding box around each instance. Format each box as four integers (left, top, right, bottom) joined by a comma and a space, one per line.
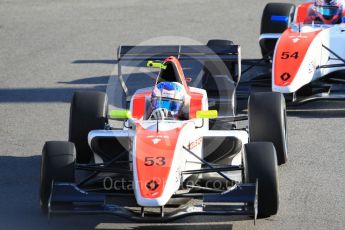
281, 51, 299, 59
144, 157, 166, 166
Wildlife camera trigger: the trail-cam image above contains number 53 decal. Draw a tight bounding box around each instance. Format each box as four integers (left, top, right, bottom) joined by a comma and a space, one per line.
144, 157, 166, 166
281, 51, 299, 59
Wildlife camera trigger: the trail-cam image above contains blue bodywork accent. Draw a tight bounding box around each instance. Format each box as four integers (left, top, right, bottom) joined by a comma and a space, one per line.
271, 15, 289, 23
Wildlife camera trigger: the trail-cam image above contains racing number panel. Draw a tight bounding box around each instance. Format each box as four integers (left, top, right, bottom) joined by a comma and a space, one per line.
135, 123, 183, 198
274, 28, 321, 87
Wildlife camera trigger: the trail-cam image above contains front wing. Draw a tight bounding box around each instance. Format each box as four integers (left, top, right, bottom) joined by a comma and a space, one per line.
48, 182, 258, 223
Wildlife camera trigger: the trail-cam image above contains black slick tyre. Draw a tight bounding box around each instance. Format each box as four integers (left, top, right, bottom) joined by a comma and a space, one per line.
248, 92, 288, 165
260, 3, 295, 57
244, 142, 279, 217
40, 141, 76, 214
69, 91, 108, 163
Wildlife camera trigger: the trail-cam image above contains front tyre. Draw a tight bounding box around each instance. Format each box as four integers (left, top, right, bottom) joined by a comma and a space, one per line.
244, 142, 279, 217
40, 141, 76, 214
248, 92, 288, 165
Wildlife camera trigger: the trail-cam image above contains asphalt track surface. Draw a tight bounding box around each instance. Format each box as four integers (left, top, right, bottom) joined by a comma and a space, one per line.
1, 0, 345, 229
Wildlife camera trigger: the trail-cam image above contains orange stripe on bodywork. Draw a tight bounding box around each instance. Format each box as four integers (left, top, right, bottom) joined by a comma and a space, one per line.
274, 28, 321, 87
135, 123, 184, 199
132, 91, 151, 119
295, 2, 314, 23
161, 56, 190, 93
189, 92, 203, 119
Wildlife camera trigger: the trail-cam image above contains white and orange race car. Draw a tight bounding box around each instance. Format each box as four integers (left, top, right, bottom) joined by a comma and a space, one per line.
39, 44, 287, 222
240, 2, 345, 105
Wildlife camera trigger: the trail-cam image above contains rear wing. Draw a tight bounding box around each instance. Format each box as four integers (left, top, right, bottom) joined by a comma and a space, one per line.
117, 45, 241, 61
116, 45, 242, 95
117, 45, 241, 76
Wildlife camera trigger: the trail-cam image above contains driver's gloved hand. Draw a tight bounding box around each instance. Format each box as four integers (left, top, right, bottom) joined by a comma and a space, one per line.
149, 108, 170, 120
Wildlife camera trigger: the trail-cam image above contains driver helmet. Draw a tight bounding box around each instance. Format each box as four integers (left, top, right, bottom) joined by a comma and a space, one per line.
314, 0, 344, 22
151, 82, 186, 119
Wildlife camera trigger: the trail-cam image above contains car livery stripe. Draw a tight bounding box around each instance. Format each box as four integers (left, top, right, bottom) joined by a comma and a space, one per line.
189, 92, 203, 119
295, 2, 314, 23
132, 91, 151, 119
135, 123, 184, 199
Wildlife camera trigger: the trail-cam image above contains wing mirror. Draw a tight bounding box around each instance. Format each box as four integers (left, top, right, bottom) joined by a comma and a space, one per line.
195, 110, 218, 128
109, 109, 131, 120
196, 110, 218, 119
147, 60, 167, 70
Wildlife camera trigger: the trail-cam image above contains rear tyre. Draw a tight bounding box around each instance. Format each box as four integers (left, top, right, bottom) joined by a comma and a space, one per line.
248, 92, 288, 165
260, 3, 295, 58
69, 91, 108, 163
40, 141, 76, 214
205, 39, 237, 118
244, 142, 279, 217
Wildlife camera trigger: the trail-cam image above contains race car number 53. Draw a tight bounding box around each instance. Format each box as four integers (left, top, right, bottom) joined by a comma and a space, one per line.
144, 157, 166, 166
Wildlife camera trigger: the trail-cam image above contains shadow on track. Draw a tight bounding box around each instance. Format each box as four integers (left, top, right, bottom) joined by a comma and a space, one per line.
0, 58, 115, 103
72, 60, 117, 65
237, 95, 345, 118
0, 86, 106, 103
287, 101, 345, 118
58, 75, 110, 85
95, 221, 234, 230
0, 73, 111, 103
0, 155, 236, 229
0, 155, 117, 229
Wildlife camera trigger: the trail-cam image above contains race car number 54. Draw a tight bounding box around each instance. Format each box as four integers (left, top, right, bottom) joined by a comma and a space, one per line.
281, 51, 299, 59
144, 157, 166, 166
